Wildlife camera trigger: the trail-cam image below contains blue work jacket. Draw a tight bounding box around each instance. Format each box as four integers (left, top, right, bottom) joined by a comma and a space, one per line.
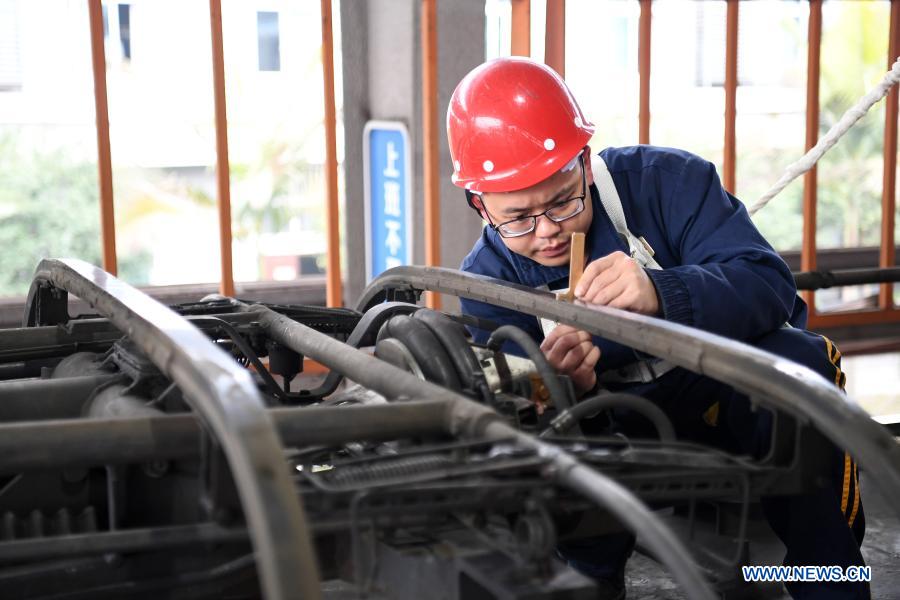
459, 145, 807, 370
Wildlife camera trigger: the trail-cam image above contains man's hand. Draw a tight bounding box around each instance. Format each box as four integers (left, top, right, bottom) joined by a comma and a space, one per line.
574, 251, 661, 316
540, 324, 601, 395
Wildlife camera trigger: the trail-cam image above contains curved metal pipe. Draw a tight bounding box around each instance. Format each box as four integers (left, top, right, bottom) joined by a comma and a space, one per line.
487, 325, 572, 411
541, 392, 676, 441
248, 303, 717, 600
357, 266, 900, 518
24, 259, 320, 600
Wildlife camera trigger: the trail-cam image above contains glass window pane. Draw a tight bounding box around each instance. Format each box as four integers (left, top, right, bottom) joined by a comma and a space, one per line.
224, 0, 340, 284
0, 0, 101, 298
257, 11, 280, 72
567, 0, 640, 148
816, 0, 890, 251
650, 0, 726, 171
737, 0, 808, 252
842, 352, 900, 419
107, 0, 220, 287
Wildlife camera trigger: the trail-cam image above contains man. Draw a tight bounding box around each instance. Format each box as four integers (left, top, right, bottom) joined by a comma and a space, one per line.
447, 57, 867, 599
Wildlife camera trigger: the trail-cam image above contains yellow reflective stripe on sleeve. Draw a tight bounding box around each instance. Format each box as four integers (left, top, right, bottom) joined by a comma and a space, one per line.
849, 461, 861, 527
702, 401, 720, 427
841, 452, 852, 515
822, 335, 844, 390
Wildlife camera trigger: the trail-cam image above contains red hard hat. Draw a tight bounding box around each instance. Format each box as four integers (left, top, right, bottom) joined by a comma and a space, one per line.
447, 57, 594, 193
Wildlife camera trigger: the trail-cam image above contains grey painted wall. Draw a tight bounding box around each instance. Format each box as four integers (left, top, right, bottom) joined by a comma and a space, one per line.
339, 0, 486, 311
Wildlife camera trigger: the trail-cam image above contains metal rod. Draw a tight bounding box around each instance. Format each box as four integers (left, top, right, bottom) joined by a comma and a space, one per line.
25, 259, 318, 600
357, 266, 900, 518
209, 0, 235, 298
544, 0, 565, 77
87, 0, 117, 276
421, 0, 441, 310
511, 0, 531, 57
880, 0, 900, 309
723, 0, 739, 193
0, 524, 247, 564
802, 0, 822, 314
794, 267, 900, 291
638, 0, 651, 144
249, 303, 717, 600
321, 0, 343, 308
0, 401, 450, 472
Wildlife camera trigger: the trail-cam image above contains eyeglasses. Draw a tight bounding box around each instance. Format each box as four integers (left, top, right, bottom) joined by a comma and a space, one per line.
483, 154, 587, 238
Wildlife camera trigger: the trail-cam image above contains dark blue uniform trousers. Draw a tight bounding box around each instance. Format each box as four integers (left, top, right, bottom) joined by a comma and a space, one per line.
558, 327, 868, 599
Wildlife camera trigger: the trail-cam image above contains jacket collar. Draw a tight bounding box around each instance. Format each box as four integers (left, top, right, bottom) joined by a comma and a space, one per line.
485, 183, 628, 289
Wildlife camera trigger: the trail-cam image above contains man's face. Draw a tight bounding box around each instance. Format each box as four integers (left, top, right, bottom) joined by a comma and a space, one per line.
474, 153, 594, 267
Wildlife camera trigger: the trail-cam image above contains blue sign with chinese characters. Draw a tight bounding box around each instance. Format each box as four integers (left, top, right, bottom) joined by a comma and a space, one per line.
364, 121, 412, 281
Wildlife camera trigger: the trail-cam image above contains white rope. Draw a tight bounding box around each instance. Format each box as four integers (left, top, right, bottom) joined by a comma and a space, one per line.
749, 57, 900, 216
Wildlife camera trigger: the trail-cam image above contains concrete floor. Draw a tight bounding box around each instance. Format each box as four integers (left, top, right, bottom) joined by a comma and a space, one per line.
626, 472, 900, 599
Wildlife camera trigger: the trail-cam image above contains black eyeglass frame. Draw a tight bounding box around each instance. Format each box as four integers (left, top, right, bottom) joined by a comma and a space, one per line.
480, 154, 587, 239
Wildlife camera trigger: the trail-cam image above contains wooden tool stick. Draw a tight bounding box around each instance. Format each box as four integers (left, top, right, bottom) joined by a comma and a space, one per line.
559, 232, 585, 302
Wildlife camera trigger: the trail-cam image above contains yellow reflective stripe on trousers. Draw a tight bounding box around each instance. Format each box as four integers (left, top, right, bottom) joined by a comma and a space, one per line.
841, 452, 852, 515
822, 335, 857, 526
849, 461, 861, 527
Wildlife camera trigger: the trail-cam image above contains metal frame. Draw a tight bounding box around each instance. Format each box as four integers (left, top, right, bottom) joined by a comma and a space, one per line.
357, 266, 900, 516
209, 0, 235, 298
723, 0, 739, 193
638, 0, 651, 145
87, 0, 116, 276
511, 0, 531, 57
322, 0, 343, 308
422, 0, 441, 311
21, 259, 320, 600
544, 0, 565, 77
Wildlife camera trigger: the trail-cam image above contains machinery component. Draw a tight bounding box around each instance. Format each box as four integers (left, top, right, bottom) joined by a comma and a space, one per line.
358, 265, 900, 517
20, 259, 320, 600
542, 392, 677, 441
7, 259, 897, 599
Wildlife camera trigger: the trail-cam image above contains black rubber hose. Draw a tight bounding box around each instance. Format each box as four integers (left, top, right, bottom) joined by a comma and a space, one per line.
378, 315, 463, 391
541, 392, 676, 441
486, 325, 572, 410
412, 310, 493, 404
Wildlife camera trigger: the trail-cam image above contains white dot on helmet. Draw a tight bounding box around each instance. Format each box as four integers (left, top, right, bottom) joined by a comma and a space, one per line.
544, 138, 556, 151
483, 160, 494, 173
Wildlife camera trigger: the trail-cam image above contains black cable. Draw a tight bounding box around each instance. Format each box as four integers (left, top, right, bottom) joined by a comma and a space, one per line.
486, 325, 572, 410
540, 392, 676, 441
187, 316, 296, 405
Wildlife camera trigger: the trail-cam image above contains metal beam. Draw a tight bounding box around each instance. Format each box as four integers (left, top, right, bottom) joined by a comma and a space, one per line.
880, 0, 900, 309
87, 0, 117, 276
802, 0, 822, 314
723, 0, 739, 193
544, 0, 565, 77
511, 0, 531, 57
638, 0, 651, 144
209, 0, 235, 298
0, 401, 451, 472
321, 0, 343, 308
421, 0, 441, 310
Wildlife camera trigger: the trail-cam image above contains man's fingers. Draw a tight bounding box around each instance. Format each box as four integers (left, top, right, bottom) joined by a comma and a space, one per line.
581, 267, 624, 304
543, 330, 591, 366
592, 276, 629, 307
557, 339, 595, 372
574, 252, 626, 297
